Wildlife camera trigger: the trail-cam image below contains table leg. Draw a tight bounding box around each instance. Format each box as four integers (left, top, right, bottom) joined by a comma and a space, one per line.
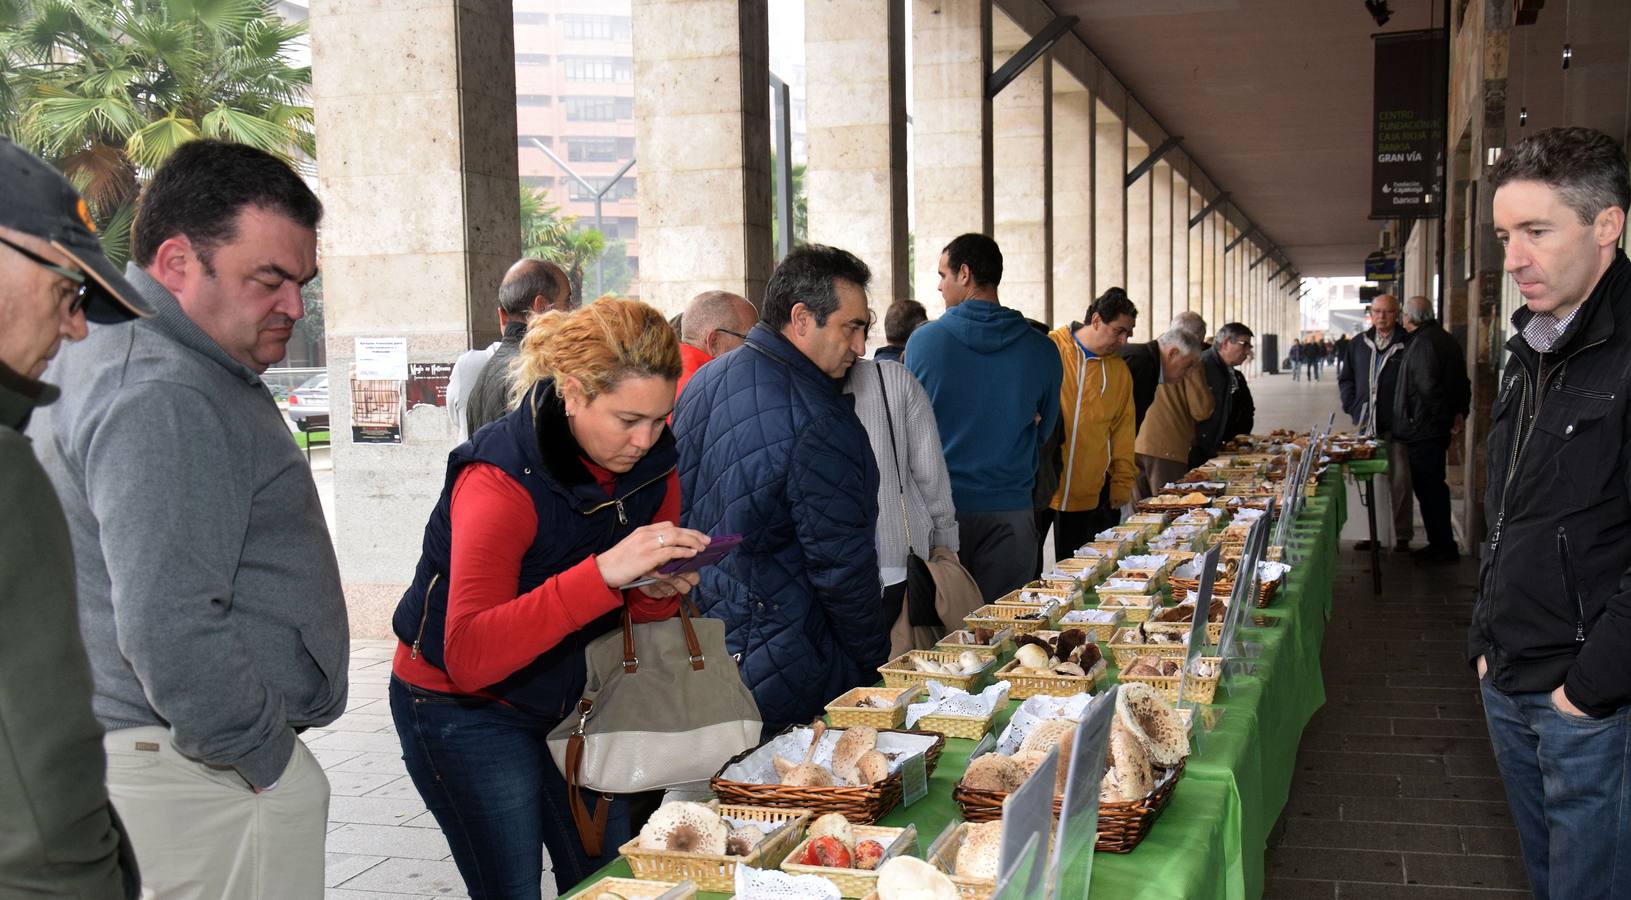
1365, 477, 1382, 595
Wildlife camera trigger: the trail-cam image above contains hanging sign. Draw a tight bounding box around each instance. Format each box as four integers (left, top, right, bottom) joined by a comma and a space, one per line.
1371, 29, 1446, 218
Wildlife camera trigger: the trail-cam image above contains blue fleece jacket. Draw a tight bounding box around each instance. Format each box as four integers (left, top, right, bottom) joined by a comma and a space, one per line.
906, 300, 1063, 513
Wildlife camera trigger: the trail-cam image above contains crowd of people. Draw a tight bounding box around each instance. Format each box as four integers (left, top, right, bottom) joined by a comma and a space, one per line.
3, 125, 1629, 900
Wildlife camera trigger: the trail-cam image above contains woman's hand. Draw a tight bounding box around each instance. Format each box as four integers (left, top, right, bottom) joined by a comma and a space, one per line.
637, 571, 700, 600
595, 523, 710, 589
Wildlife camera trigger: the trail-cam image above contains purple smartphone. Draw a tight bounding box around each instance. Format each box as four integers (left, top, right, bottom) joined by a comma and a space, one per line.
621, 534, 743, 589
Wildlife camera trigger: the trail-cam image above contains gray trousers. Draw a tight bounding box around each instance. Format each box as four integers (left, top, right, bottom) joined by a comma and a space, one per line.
1135, 454, 1192, 500
1387, 437, 1414, 543
956, 509, 1038, 605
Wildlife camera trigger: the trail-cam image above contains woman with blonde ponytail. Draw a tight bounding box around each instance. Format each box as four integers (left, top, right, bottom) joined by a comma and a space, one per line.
387, 298, 712, 898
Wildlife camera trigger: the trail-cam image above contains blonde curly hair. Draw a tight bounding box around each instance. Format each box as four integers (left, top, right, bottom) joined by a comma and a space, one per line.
509, 297, 682, 408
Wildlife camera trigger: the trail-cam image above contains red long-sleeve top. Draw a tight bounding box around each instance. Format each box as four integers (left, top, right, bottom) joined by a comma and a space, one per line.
393, 460, 682, 697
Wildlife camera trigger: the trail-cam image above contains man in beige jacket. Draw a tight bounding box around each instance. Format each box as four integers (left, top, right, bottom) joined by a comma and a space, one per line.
1134, 352, 1215, 497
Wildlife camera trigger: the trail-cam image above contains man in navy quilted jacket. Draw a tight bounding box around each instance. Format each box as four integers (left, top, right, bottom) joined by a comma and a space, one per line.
673, 245, 889, 736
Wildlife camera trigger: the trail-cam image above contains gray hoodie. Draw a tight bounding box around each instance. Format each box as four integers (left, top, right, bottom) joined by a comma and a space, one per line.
34, 265, 348, 788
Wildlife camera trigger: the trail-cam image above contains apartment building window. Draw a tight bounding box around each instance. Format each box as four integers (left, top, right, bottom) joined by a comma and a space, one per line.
560, 15, 631, 41
514, 12, 549, 25
563, 56, 632, 83
567, 176, 637, 202
566, 137, 619, 162
517, 135, 554, 149
516, 53, 552, 66
563, 96, 634, 122
521, 175, 556, 189
517, 94, 553, 107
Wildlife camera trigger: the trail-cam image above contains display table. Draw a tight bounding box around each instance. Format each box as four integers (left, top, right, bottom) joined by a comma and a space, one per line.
568, 476, 1347, 899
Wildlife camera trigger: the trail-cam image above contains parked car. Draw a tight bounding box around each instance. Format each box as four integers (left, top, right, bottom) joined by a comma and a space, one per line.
285, 373, 329, 431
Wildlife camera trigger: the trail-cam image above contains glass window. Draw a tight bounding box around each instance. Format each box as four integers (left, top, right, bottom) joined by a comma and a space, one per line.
562, 56, 633, 83
560, 14, 632, 41
567, 137, 620, 162
517, 134, 554, 149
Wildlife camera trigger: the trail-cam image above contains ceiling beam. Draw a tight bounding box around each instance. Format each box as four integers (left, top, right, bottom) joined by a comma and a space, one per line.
1189, 193, 1230, 229
987, 15, 1079, 98
1125, 135, 1183, 188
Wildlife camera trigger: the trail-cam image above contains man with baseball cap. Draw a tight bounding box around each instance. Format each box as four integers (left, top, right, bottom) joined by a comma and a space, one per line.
0, 138, 146, 897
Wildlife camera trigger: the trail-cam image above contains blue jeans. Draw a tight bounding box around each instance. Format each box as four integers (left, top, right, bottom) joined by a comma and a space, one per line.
1481, 677, 1631, 899
389, 678, 631, 899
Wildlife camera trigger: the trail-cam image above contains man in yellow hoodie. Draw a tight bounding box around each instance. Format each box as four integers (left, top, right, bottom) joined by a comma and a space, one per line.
1043, 288, 1140, 559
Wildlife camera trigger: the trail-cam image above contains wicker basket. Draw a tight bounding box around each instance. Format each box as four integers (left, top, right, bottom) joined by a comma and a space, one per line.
780, 825, 917, 897
934, 629, 1015, 659
565, 876, 696, 899
1116, 658, 1223, 704
825, 686, 913, 730
1052, 611, 1124, 642
1107, 637, 1188, 668
952, 759, 1186, 853
997, 585, 1078, 609
1170, 575, 1285, 608
924, 823, 996, 900
710, 730, 946, 825
994, 657, 1107, 699
618, 805, 809, 893
963, 604, 1059, 636
878, 649, 997, 692
1143, 618, 1224, 646
1092, 594, 1157, 623
1134, 497, 1213, 515
914, 708, 994, 740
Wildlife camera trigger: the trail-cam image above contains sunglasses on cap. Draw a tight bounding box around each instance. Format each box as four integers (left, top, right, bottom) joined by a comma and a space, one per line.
0, 233, 88, 315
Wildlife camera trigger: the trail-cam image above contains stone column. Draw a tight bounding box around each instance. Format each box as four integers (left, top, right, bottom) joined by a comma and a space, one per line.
310, 0, 520, 638
632, 0, 772, 314
991, 14, 1050, 324
1093, 94, 1126, 295
912, 0, 992, 317
805, 0, 909, 311
1126, 135, 1153, 340
1188, 186, 1204, 325
1051, 69, 1093, 327
1150, 161, 1174, 332
1172, 168, 1191, 318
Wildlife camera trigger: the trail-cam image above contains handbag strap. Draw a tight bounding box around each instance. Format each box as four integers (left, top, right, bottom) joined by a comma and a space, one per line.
877, 369, 914, 549
621, 597, 706, 673
564, 719, 613, 856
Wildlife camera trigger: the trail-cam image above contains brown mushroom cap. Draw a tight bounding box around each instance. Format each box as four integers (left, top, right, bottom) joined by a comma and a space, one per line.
831, 726, 879, 785
960, 753, 1018, 792
856, 749, 892, 784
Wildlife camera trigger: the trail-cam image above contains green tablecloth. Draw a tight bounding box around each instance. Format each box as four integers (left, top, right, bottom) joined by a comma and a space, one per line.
569, 479, 1346, 899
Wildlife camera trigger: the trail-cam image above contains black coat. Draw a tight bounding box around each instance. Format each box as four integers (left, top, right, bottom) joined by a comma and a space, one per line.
1337, 327, 1410, 435
1391, 320, 1470, 443
1189, 348, 1235, 466
1120, 339, 1162, 432
1469, 251, 1631, 718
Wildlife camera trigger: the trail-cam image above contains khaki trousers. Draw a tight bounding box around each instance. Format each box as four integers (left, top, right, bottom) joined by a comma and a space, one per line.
1387, 437, 1415, 543
1135, 454, 1191, 501
102, 726, 329, 900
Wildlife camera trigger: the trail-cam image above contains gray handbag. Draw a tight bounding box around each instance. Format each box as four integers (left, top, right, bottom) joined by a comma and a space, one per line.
547, 599, 761, 854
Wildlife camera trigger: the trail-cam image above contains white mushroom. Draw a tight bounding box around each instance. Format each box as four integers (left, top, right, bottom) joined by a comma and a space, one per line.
1014, 643, 1050, 670
958, 650, 984, 675
876, 855, 960, 900
954, 821, 1004, 881
636, 801, 729, 854
831, 726, 878, 785
856, 748, 892, 784
1019, 717, 1077, 753
1116, 681, 1190, 767
808, 812, 854, 848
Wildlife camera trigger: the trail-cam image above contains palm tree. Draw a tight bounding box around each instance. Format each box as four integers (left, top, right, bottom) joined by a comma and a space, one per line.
1, 0, 314, 266
518, 186, 608, 305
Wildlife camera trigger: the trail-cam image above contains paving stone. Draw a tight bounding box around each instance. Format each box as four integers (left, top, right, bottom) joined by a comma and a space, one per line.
327, 769, 403, 797
1340, 797, 1513, 827
308, 731, 407, 754
324, 823, 453, 861
1265, 847, 1405, 883
1278, 820, 1462, 854
327, 713, 400, 733
1401, 852, 1531, 889
327, 889, 441, 900
328, 795, 429, 826
336, 857, 469, 896
1335, 883, 1532, 899
326, 751, 409, 776
1289, 771, 1401, 799
1396, 775, 1508, 803
363, 775, 426, 801
325, 853, 386, 888
1457, 825, 1525, 857
310, 748, 365, 770
1296, 750, 1447, 777
1262, 877, 1338, 898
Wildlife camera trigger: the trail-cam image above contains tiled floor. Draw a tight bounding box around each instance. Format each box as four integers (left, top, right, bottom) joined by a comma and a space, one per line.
313, 372, 1529, 898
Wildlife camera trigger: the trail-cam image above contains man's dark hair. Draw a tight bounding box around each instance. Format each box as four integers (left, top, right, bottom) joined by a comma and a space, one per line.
762, 244, 871, 330
132, 140, 322, 272
1491, 127, 1631, 225
1216, 322, 1254, 345
1085, 286, 1138, 327
498, 259, 561, 317
884, 299, 928, 345
942, 233, 1003, 288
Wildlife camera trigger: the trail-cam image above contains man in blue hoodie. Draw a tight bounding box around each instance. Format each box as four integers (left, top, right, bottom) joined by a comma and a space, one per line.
907, 234, 1063, 602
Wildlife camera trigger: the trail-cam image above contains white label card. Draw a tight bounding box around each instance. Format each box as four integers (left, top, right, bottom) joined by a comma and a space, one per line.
900, 750, 929, 806
1048, 686, 1118, 899
999, 746, 1057, 899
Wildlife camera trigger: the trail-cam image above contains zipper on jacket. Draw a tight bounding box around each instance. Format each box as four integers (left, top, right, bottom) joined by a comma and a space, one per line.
411, 573, 440, 660
580, 465, 675, 521
1557, 526, 1588, 643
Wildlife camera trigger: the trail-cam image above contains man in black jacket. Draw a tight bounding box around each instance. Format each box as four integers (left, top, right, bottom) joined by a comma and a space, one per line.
1472, 126, 1631, 900
1120, 322, 1203, 431
1188, 323, 1253, 467
1391, 296, 1470, 564
1338, 294, 1414, 551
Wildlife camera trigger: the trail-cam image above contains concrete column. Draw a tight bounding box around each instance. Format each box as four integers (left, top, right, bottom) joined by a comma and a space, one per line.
1401, 219, 1438, 306
1150, 161, 1173, 332
1093, 95, 1126, 295
1187, 186, 1204, 323
1051, 68, 1093, 327
806, 0, 909, 311
311, 0, 520, 637
1172, 168, 1191, 317
912, 0, 992, 317
991, 14, 1051, 323
632, 0, 772, 313
1126, 135, 1153, 339
1208, 212, 1223, 335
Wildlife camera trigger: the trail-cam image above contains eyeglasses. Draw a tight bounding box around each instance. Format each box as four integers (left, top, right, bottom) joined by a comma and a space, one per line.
717, 328, 749, 341
0, 234, 88, 315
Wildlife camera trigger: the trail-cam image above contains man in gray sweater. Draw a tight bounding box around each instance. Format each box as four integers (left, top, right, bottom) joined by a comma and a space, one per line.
35, 141, 349, 899
0, 139, 146, 899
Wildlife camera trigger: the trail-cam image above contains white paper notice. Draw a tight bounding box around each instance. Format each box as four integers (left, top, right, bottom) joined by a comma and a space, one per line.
355, 338, 409, 381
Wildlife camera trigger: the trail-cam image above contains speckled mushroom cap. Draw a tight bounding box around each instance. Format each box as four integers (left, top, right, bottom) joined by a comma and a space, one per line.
636, 801, 728, 854
877, 855, 960, 900
1116, 681, 1190, 767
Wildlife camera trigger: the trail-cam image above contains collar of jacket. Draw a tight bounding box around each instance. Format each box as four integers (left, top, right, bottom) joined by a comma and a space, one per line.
124, 263, 262, 387
500, 319, 528, 345
0, 359, 57, 432
1505, 250, 1628, 360
1362, 327, 1407, 361
744, 321, 846, 393
522, 378, 677, 513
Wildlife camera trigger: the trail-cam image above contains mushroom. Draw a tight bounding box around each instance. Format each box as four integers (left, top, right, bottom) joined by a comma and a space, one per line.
1054, 628, 1088, 663
876, 856, 959, 900
831, 726, 878, 785
957, 650, 984, 675
635, 801, 729, 854
1014, 642, 1050, 670
1100, 718, 1155, 803
1116, 682, 1189, 767
1010, 749, 1049, 782
856, 748, 892, 784
1020, 717, 1077, 753
1054, 662, 1088, 678
960, 753, 1019, 792
782, 721, 835, 787
808, 812, 855, 848
725, 825, 765, 856
954, 821, 1004, 881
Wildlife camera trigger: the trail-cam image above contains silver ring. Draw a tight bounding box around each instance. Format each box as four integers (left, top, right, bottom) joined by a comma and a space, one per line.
657, 534, 666, 547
